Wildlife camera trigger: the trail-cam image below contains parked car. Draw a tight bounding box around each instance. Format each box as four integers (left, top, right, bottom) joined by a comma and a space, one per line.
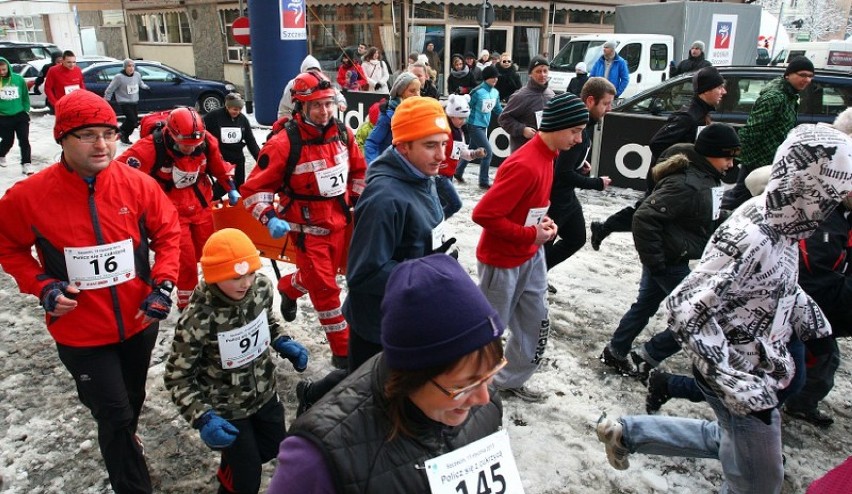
75, 56, 119, 70
0, 41, 61, 69
82, 60, 236, 114
594, 66, 852, 189
11, 63, 38, 93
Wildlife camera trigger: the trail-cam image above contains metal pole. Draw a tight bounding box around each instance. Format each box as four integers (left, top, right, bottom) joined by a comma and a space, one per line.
770, 1, 784, 59
239, 0, 254, 113
478, 0, 486, 54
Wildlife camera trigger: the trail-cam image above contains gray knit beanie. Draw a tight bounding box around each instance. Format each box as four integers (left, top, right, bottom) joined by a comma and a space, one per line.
390, 72, 418, 99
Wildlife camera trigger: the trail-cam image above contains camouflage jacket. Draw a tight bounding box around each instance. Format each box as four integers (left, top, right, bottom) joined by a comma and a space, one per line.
164, 273, 289, 425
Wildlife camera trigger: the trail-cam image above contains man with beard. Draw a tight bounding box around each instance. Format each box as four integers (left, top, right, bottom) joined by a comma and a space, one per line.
498, 56, 555, 152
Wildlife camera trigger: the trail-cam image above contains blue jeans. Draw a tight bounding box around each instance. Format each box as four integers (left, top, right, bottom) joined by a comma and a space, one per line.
455, 125, 492, 186
622, 378, 784, 494
609, 263, 690, 358
435, 175, 462, 218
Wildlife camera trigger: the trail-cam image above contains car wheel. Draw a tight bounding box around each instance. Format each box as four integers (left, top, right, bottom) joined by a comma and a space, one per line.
198, 93, 224, 114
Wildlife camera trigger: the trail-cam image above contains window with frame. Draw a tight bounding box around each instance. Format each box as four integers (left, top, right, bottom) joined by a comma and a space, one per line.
650, 43, 668, 71
131, 12, 191, 44
620, 43, 641, 73
220, 9, 250, 63
0, 15, 47, 42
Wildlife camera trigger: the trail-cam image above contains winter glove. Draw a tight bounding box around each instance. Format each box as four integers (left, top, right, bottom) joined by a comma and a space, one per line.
273, 336, 309, 372
227, 189, 241, 206
434, 237, 458, 258
195, 410, 239, 449
267, 217, 290, 239
139, 282, 173, 320
750, 408, 773, 426
40, 281, 76, 312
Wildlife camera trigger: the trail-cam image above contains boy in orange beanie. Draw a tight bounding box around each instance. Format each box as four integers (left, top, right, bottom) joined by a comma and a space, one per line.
164, 228, 308, 494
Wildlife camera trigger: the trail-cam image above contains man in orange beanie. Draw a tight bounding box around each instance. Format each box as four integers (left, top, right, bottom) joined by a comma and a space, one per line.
0, 89, 181, 493
165, 228, 308, 494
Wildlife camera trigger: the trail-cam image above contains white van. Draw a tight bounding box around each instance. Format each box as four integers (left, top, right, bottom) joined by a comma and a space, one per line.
782, 40, 852, 72
548, 34, 673, 100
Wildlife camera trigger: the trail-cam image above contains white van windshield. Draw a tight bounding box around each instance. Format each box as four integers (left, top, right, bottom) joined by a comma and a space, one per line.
551, 40, 605, 71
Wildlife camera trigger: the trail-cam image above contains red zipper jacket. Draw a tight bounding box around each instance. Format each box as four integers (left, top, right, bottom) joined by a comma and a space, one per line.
0, 161, 181, 346
44, 65, 85, 107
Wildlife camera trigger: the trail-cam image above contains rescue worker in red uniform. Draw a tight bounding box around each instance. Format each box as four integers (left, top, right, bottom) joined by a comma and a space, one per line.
117, 107, 238, 309
0, 89, 181, 493
241, 72, 366, 367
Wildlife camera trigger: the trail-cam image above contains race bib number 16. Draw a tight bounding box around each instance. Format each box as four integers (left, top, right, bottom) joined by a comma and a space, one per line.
425, 429, 524, 494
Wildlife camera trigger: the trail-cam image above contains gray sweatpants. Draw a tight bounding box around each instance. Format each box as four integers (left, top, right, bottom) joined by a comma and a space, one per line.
478, 247, 550, 389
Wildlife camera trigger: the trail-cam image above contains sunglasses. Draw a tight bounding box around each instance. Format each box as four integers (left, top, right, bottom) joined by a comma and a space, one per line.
430, 357, 508, 401
501, 59, 512, 64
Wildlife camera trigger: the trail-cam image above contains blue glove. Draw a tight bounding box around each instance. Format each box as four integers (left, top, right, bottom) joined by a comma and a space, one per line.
267, 217, 290, 239
195, 410, 239, 449
227, 189, 241, 206
273, 336, 309, 372
40, 281, 75, 312
139, 282, 173, 320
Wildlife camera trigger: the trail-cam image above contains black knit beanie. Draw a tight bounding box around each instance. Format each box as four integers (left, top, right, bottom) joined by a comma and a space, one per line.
695, 123, 741, 158
785, 56, 815, 76
692, 66, 725, 94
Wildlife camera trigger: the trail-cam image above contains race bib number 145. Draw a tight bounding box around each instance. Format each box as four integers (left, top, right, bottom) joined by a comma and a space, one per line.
425, 430, 524, 494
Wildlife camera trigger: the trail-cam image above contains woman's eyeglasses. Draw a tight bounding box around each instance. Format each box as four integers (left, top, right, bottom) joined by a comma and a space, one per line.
430, 357, 508, 401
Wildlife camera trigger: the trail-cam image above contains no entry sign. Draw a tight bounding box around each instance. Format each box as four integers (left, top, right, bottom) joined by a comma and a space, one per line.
232, 16, 250, 46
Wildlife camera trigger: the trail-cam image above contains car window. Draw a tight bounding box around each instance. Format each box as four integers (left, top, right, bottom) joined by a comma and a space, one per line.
0, 47, 37, 63
620, 77, 692, 114
87, 66, 124, 83
725, 77, 774, 114
799, 79, 852, 117
137, 65, 177, 82
620, 43, 641, 73
650, 44, 668, 71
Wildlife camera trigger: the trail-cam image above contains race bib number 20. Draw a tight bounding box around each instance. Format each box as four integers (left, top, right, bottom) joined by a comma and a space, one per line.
425, 430, 524, 494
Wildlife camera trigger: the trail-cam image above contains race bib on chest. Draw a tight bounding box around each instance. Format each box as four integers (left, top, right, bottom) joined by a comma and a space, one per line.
64, 84, 81, 95
64, 239, 136, 290
0, 86, 19, 100
711, 186, 725, 220
127, 84, 139, 95
220, 127, 242, 144
315, 163, 348, 197
524, 207, 548, 227
481, 98, 496, 113
450, 141, 466, 160
217, 311, 271, 369
172, 167, 200, 189
424, 429, 525, 494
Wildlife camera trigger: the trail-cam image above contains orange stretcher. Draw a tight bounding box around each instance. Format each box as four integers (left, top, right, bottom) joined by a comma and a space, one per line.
210, 201, 352, 275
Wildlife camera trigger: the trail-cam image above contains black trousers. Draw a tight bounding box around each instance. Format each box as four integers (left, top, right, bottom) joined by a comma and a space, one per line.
118, 103, 140, 139
216, 396, 286, 494
545, 201, 587, 271
0, 112, 31, 164
56, 324, 158, 494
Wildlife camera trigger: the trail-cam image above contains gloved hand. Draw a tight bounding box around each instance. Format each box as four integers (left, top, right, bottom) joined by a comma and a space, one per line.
195, 410, 239, 449
227, 189, 241, 206
267, 217, 290, 239
41, 281, 77, 312
273, 336, 309, 372
434, 237, 458, 259
139, 282, 173, 320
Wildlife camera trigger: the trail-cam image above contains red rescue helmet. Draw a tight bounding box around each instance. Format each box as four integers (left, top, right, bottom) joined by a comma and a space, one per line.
291, 72, 335, 103
166, 107, 205, 147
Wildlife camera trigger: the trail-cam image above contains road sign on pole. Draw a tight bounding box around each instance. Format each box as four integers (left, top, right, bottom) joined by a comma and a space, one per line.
233, 16, 250, 46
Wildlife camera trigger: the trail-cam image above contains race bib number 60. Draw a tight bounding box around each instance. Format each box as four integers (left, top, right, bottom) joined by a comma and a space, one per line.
425, 429, 524, 494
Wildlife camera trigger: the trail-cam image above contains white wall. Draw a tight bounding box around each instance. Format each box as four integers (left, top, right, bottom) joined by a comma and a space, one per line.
48, 12, 81, 53
131, 44, 194, 74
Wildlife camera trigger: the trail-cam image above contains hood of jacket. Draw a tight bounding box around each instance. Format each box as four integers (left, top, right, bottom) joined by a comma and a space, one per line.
301, 55, 322, 72
366, 148, 431, 187
652, 144, 721, 183
763, 123, 852, 239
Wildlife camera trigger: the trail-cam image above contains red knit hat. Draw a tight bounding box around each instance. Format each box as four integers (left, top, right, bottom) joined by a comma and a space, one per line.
53, 90, 119, 142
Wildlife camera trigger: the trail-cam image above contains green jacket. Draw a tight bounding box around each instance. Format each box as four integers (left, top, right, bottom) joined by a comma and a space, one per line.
0, 57, 30, 116
738, 77, 798, 174
164, 273, 290, 425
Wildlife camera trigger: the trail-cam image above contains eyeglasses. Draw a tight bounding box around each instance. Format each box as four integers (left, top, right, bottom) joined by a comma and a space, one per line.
69, 129, 118, 143
430, 357, 508, 401
793, 72, 815, 79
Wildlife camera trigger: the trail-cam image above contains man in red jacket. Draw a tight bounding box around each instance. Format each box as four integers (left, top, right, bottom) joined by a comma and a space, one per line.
43, 50, 85, 113
472, 92, 588, 403
117, 107, 238, 309
0, 89, 181, 493
241, 71, 366, 367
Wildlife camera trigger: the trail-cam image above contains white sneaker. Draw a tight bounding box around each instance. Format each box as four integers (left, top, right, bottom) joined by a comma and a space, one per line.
596, 413, 630, 470
0, 156, 6, 167
22, 163, 35, 176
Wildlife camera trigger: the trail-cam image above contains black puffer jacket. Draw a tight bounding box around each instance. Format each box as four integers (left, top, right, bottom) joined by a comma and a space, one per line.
646, 96, 714, 188
632, 143, 725, 273
670, 54, 711, 76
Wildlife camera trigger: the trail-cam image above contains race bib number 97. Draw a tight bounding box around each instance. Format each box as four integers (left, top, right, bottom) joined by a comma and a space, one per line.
217, 311, 271, 368
425, 430, 524, 494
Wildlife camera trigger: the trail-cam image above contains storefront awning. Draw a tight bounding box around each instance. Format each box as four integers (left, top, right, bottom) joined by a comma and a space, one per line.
554, 2, 615, 13
418, 0, 550, 9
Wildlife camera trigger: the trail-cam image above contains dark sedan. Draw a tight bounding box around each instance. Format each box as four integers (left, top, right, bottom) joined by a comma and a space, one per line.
594, 66, 852, 189
82, 60, 236, 114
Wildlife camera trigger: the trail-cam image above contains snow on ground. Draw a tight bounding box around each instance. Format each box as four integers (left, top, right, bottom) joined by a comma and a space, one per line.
1, 109, 851, 493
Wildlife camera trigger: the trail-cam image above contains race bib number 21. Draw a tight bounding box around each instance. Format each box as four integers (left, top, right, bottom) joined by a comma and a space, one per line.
424, 430, 525, 494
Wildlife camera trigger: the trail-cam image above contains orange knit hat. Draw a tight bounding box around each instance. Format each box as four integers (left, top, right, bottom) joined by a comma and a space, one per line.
391, 96, 451, 145
201, 228, 262, 284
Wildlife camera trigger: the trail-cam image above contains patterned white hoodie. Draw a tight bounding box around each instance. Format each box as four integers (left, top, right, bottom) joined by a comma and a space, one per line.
667, 123, 852, 416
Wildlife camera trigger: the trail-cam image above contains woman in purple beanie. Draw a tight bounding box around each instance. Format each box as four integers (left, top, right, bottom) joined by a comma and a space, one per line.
267, 254, 506, 493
